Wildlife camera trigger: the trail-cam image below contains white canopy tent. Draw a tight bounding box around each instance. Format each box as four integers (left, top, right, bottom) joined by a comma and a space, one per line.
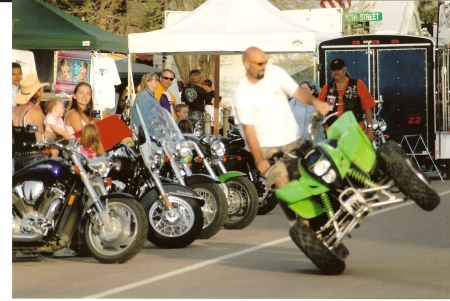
128, 0, 319, 55
128, 0, 330, 134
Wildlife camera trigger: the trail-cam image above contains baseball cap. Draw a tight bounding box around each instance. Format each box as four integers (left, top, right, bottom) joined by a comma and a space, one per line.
330, 59, 346, 71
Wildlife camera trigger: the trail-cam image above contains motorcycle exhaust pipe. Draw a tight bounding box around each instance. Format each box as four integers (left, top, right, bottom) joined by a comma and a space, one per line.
12, 232, 44, 242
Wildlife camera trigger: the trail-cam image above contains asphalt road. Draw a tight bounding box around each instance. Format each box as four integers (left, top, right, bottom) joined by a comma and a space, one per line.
11, 179, 450, 299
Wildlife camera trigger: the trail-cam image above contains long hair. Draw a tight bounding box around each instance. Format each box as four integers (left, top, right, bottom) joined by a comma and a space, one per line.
138, 73, 159, 94
188, 71, 201, 86
80, 124, 104, 156
68, 82, 93, 120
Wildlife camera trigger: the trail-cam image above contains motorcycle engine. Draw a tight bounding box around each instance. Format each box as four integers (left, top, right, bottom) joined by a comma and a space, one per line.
12, 181, 65, 235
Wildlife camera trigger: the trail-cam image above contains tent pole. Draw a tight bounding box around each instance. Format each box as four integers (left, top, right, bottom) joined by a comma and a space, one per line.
213, 55, 220, 135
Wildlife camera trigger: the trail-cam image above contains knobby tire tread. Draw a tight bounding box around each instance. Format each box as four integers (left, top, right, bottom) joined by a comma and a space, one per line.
289, 221, 345, 275
376, 141, 440, 211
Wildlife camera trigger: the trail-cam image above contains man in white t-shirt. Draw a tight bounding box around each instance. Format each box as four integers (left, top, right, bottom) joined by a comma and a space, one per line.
232, 46, 328, 227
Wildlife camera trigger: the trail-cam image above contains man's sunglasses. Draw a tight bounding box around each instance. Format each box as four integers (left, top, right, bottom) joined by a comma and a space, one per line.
161, 76, 175, 81
249, 60, 268, 67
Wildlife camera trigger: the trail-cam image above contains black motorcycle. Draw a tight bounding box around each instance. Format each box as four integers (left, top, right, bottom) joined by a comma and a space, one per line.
150, 107, 228, 240
107, 105, 205, 248
185, 133, 259, 230
220, 116, 279, 215
12, 126, 148, 263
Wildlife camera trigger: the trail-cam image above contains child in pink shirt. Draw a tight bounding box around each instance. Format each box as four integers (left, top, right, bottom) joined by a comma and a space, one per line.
80, 124, 104, 159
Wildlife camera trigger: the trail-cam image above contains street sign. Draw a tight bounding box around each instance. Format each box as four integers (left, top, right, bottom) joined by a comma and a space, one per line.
345, 12, 383, 22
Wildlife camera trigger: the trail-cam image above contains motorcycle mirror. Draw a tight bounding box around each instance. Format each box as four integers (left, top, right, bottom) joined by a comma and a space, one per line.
194, 128, 202, 137
151, 122, 165, 139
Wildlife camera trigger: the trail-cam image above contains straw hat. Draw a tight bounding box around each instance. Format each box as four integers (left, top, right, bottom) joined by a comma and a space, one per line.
15, 74, 50, 105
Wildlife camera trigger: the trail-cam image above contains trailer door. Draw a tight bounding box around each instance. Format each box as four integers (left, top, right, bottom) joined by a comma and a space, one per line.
377, 49, 428, 144
323, 50, 373, 93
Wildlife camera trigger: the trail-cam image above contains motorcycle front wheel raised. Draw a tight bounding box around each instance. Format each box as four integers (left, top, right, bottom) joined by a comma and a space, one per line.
223, 176, 259, 230
289, 221, 346, 275
83, 197, 148, 264
143, 195, 204, 248
189, 182, 228, 239
376, 141, 440, 211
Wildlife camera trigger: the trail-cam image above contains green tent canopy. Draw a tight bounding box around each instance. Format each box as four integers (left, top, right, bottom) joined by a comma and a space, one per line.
12, 0, 128, 54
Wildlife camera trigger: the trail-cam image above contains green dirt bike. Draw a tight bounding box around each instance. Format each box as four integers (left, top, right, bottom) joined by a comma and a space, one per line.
269, 111, 440, 275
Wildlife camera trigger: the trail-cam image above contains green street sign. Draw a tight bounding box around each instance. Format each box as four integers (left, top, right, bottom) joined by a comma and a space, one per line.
345, 12, 383, 22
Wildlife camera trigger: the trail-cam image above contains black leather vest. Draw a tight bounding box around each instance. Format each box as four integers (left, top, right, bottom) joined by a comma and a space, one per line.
325, 78, 365, 126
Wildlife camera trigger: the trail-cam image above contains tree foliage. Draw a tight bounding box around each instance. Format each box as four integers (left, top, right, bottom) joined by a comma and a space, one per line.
418, 1, 438, 24
39, 0, 325, 83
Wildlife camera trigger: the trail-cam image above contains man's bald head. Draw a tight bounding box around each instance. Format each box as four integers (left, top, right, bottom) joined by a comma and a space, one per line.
242, 47, 268, 82
243, 47, 265, 63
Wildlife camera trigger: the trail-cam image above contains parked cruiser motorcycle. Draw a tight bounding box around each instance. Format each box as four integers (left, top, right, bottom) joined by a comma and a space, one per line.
366, 97, 389, 150
151, 107, 228, 239
106, 105, 205, 248
12, 127, 148, 263
270, 111, 440, 275
185, 134, 259, 230
224, 116, 279, 215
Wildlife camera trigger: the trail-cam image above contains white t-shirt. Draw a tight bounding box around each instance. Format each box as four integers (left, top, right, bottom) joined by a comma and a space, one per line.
204, 105, 223, 125
89, 56, 121, 112
232, 64, 300, 147
12, 49, 37, 77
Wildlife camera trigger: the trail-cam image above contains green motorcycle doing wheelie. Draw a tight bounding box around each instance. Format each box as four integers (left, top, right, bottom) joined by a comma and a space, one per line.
270, 111, 440, 275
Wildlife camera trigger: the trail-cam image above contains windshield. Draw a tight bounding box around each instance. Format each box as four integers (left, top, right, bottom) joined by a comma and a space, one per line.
153, 105, 185, 141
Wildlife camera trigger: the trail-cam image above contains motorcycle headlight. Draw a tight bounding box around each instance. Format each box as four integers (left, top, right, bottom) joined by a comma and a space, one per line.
379, 120, 387, 132
175, 139, 190, 158
211, 140, 225, 157
313, 159, 331, 177
88, 157, 114, 177
312, 159, 337, 184
371, 119, 379, 130
322, 169, 337, 184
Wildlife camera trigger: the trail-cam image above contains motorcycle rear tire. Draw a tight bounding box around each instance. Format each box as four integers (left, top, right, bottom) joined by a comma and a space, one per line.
83, 197, 148, 264
144, 196, 204, 248
376, 141, 440, 211
189, 182, 228, 239
289, 221, 346, 275
223, 176, 259, 230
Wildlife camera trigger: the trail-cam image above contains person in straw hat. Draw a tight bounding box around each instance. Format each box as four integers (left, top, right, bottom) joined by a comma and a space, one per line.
12, 73, 50, 171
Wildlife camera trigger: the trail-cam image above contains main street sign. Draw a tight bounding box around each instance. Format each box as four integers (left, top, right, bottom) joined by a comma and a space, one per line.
345, 12, 383, 22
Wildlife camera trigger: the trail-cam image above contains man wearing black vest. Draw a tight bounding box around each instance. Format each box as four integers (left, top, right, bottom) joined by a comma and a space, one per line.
318, 59, 375, 141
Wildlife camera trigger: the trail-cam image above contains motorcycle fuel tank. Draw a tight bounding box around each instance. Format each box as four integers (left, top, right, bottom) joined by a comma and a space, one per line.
13, 159, 72, 187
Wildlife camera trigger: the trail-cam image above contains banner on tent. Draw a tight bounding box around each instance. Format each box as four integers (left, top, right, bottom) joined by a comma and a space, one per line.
54, 50, 91, 95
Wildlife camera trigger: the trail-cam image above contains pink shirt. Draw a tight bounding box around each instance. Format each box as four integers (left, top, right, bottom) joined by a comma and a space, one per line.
44, 113, 65, 133
81, 147, 97, 159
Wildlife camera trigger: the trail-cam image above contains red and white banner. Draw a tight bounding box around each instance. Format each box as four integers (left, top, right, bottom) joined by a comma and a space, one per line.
320, 0, 351, 9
